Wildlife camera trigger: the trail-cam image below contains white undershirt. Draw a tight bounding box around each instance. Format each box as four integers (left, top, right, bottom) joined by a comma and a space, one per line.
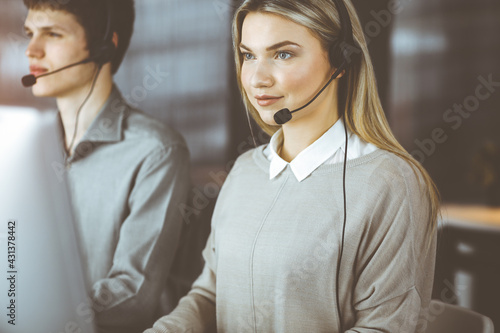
263, 118, 379, 182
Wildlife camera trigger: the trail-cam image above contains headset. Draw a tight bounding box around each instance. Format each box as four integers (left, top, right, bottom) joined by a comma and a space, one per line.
22, 0, 115, 87
90, 0, 116, 67
22, 0, 116, 157
270, 1, 356, 331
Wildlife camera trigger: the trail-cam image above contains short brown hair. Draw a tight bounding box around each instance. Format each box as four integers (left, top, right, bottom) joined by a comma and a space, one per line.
23, 0, 135, 74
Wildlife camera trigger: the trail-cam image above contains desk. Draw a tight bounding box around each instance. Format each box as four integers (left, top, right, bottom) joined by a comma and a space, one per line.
441, 204, 500, 228
435, 204, 500, 329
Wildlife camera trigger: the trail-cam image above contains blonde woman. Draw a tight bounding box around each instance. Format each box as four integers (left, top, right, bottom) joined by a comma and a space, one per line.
145, 0, 439, 332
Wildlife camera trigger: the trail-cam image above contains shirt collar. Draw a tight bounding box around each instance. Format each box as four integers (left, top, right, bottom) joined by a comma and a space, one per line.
269, 118, 350, 182
79, 85, 125, 144
65, 84, 126, 163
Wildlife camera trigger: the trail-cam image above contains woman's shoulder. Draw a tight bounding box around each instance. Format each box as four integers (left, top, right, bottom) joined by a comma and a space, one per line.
360, 149, 421, 179
232, 144, 268, 170
359, 150, 429, 206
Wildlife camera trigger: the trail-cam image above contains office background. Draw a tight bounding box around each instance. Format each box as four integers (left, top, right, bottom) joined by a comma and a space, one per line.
1, 0, 499, 329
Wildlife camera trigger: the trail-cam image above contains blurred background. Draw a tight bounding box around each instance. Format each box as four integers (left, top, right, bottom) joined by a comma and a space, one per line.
1, 0, 499, 330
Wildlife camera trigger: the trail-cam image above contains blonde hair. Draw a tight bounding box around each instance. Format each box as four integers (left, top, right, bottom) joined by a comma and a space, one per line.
232, 0, 440, 249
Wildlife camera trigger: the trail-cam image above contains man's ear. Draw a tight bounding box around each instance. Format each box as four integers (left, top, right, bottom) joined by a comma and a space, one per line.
112, 32, 119, 48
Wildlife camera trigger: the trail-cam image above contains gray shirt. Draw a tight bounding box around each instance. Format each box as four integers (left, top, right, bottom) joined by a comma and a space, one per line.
146, 146, 437, 333
61, 86, 191, 333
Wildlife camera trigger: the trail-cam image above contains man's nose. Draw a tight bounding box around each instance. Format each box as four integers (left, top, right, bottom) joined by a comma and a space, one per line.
25, 35, 45, 59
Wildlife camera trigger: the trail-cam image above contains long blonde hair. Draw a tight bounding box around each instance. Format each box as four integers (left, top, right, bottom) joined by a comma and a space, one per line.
232, 0, 440, 248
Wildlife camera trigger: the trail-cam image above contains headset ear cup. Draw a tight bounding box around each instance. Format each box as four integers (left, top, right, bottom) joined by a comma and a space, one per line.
100, 42, 116, 65
329, 40, 344, 69
92, 42, 115, 66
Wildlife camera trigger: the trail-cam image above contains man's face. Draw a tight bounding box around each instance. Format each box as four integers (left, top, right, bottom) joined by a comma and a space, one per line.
24, 8, 96, 98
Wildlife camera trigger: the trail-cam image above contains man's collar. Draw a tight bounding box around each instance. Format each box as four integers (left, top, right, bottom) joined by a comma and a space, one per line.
79, 85, 126, 144
64, 85, 127, 163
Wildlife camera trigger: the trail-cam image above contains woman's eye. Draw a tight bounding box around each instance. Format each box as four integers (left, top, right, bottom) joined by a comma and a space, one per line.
242, 52, 255, 61
48, 32, 62, 38
277, 51, 292, 60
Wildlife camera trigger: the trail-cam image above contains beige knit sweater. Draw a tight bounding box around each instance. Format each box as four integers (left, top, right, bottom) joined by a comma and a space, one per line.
145, 147, 437, 333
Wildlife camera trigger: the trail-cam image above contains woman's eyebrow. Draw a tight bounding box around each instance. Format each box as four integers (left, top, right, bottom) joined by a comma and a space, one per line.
239, 40, 302, 51
265, 41, 301, 51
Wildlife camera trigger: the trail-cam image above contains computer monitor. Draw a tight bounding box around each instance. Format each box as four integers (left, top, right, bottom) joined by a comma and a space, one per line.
0, 106, 96, 333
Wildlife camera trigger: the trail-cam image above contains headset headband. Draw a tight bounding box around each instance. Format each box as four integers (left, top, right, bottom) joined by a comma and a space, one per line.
92, 0, 115, 66
330, 0, 356, 69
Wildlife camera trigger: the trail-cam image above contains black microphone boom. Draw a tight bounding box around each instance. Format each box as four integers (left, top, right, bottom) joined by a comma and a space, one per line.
273, 62, 346, 125
21, 57, 93, 88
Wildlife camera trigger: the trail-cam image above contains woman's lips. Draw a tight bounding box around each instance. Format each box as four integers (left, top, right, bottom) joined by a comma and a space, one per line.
29, 66, 48, 77
255, 95, 283, 107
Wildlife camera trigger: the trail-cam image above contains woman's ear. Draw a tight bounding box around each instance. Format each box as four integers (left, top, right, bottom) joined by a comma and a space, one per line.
331, 68, 345, 78
112, 32, 119, 48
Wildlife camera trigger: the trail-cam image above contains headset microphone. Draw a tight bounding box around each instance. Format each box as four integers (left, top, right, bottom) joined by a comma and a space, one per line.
21, 74, 37, 88
22, 0, 115, 88
21, 57, 96, 88
273, 63, 346, 125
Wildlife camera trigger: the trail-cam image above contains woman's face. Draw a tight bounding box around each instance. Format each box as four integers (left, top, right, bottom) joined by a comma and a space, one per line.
240, 12, 337, 127
24, 9, 95, 98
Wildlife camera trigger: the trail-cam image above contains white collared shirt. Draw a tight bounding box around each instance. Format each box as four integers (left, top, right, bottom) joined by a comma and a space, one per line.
263, 119, 379, 182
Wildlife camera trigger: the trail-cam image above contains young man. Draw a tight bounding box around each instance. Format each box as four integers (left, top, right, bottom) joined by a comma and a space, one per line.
23, 1, 191, 332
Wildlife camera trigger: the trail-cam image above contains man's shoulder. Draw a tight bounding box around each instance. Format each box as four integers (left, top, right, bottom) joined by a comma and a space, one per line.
122, 108, 187, 150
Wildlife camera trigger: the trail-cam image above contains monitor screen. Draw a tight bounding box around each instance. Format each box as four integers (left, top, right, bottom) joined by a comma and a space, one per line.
0, 106, 96, 333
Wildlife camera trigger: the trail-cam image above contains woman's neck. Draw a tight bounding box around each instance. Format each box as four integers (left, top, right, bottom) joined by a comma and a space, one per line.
279, 103, 340, 163
57, 69, 113, 154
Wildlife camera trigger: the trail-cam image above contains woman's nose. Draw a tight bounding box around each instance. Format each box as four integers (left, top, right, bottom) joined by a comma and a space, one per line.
250, 60, 274, 88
